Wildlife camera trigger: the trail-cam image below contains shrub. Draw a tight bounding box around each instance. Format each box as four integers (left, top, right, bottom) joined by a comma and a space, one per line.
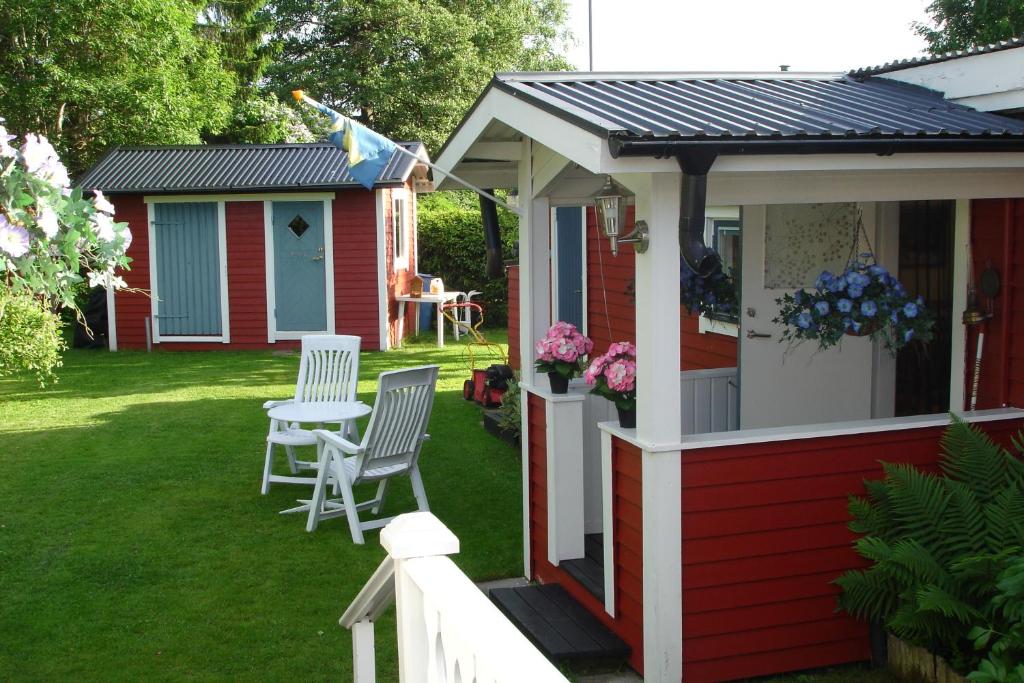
968, 555, 1024, 682
496, 375, 522, 439
0, 289, 65, 385
835, 419, 1024, 674
417, 192, 517, 327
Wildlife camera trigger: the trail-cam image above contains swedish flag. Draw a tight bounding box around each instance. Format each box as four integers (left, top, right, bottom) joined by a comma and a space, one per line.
293, 91, 397, 190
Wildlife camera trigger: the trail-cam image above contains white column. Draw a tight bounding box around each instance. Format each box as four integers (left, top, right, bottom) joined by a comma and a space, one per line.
518, 139, 552, 388
950, 199, 971, 412
545, 390, 587, 564
642, 447, 683, 682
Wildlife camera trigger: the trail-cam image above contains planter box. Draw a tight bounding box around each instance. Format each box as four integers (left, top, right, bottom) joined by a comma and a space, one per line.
482, 409, 520, 448
887, 634, 967, 683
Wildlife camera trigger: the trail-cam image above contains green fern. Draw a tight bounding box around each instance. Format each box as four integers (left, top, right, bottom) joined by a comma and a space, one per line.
836, 419, 1024, 673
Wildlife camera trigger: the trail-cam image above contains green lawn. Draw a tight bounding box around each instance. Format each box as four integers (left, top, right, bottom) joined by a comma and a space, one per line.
0, 332, 522, 681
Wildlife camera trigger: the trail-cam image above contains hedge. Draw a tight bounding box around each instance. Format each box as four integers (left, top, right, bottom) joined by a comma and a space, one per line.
417, 193, 517, 327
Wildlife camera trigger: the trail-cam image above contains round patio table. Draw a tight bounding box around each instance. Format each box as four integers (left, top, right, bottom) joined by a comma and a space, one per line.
267, 401, 371, 426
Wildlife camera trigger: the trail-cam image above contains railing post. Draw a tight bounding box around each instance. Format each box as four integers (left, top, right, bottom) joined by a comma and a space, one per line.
352, 621, 376, 683
381, 513, 460, 683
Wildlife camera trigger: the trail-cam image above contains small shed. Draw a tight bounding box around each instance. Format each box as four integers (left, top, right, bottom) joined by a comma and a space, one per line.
79, 142, 433, 351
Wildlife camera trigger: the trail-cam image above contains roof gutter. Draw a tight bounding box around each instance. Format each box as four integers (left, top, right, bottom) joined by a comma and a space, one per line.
611, 135, 1024, 276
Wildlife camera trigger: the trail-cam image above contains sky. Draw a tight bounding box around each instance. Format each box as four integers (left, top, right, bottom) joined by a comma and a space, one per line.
563, 0, 933, 73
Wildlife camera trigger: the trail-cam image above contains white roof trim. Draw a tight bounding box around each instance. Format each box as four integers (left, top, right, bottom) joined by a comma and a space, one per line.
496, 71, 846, 83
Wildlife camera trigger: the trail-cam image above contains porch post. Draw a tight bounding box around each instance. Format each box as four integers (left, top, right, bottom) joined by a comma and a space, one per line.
621, 172, 684, 681
518, 138, 551, 388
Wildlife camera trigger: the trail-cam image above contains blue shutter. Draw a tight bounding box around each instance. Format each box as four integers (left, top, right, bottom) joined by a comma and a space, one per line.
153, 202, 222, 336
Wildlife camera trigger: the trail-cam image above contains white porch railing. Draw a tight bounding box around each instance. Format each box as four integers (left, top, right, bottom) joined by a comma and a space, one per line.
340, 512, 570, 683
679, 366, 739, 434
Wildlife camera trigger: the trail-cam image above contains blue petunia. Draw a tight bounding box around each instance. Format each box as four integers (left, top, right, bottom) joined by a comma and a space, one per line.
903, 302, 918, 318
847, 284, 864, 298
796, 311, 813, 329
816, 271, 834, 289
814, 301, 830, 316
861, 300, 878, 317
837, 298, 853, 313
904, 329, 914, 343
868, 265, 887, 277
847, 319, 862, 333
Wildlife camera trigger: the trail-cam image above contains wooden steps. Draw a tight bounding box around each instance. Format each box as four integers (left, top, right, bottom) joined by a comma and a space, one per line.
489, 584, 629, 662
561, 533, 605, 602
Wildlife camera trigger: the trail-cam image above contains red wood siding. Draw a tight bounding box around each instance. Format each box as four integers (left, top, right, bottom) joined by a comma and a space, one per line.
508, 207, 736, 369
678, 417, 1024, 682
968, 199, 1024, 409
112, 194, 151, 348
526, 394, 645, 673
333, 188, 383, 349
225, 201, 267, 346
507, 264, 520, 369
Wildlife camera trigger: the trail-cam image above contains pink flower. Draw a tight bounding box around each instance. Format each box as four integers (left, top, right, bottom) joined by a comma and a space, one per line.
604, 358, 637, 393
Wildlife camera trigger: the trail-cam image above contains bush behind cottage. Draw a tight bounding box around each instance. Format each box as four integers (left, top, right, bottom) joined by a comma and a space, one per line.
416, 192, 517, 328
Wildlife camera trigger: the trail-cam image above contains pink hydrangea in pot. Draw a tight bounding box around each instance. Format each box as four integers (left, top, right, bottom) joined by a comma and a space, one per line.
534, 321, 593, 394
585, 342, 637, 428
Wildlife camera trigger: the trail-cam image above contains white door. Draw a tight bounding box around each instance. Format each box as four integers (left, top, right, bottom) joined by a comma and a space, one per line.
738, 204, 875, 429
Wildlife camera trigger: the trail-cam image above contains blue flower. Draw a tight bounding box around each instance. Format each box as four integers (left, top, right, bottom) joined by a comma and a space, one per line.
815, 271, 834, 289
861, 300, 878, 317
851, 273, 871, 288
846, 319, 862, 333
904, 329, 914, 343
837, 298, 853, 313
903, 302, 919, 318
828, 277, 847, 293
890, 311, 899, 324
793, 290, 804, 304
796, 311, 813, 329
814, 301, 830, 316
847, 284, 864, 298
868, 265, 887, 277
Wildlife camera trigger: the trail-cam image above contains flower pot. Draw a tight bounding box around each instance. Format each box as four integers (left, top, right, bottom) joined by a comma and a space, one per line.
616, 405, 636, 429
548, 372, 569, 394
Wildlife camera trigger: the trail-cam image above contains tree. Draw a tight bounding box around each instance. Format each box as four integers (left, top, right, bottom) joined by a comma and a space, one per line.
265, 0, 572, 152
914, 0, 1024, 53
0, 0, 236, 174
199, 0, 276, 91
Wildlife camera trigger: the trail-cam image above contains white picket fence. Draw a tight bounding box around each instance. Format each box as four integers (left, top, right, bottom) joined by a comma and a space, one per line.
340, 512, 570, 683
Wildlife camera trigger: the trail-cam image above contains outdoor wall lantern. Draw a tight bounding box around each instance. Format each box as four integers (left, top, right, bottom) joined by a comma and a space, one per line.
590, 175, 648, 256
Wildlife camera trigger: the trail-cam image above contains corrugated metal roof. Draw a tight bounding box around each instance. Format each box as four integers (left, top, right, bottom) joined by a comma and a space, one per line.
852, 35, 1024, 77
490, 73, 1024, 142
79, 142, 424, 194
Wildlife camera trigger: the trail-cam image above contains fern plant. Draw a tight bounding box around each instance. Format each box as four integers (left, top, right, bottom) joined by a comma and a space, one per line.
835, 418, 1024, 674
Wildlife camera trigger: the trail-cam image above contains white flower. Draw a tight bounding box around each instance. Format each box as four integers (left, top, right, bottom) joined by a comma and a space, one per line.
91, 212, 116, 242
121, 226, 132, 251
21, 133, 58, 173
37, 207, 59, 239
93, 190, 116, 215
0, 215, 30, 257
0, 125, 15, 159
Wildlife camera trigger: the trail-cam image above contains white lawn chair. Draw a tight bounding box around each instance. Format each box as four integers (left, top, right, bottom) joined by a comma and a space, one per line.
261, 335, 361, 495
301, 365, 440, 543
452, 290, 482, 340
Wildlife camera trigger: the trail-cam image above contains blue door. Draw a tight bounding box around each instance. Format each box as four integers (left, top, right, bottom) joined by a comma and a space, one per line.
555, 206, 585, 330
273, 201, 327, 332
152, 202, 222, 336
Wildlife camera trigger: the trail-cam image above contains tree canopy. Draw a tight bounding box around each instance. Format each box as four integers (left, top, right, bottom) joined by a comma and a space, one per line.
265, 0, 573, 152
0, 0, 237, 174
914, 0, 1024, 53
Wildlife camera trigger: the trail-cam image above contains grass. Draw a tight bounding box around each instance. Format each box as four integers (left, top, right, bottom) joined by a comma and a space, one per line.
0, 331, 521, 681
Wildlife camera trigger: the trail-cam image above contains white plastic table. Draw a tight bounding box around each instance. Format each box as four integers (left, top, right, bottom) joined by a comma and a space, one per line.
395, 292, 462, 347
267, 401, 372, 426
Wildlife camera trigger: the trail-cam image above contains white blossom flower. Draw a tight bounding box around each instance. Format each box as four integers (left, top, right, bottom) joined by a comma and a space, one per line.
121, 226, 133, 251
37, 206, 59, 239
91, 212, 116, 242
0, 215, 30, 257
21, 134, 58, 173
0, 125, 15, 159
93, 190, 116, 215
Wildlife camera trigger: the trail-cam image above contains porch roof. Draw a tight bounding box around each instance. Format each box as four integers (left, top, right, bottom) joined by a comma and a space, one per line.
852, 35, 1024, 77
488, 72, 1024, 145
79, 142, 427, 195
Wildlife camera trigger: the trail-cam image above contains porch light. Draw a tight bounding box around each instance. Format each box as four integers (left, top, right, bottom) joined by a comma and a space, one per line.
590, 176, 648, 256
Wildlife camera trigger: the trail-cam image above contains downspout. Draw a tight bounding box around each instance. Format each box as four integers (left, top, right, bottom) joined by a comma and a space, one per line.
479, 191, 504, 278
676, 150, 720, 277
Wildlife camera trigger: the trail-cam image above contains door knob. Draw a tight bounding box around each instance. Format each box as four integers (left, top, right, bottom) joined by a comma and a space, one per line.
312, 255, 324, 262
746, 330, 771, 339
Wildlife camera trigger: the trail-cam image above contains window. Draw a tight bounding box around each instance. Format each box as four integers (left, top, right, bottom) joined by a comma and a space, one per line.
392, 195, 407, 268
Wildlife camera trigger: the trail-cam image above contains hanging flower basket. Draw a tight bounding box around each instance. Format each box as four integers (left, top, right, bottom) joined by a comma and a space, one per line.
534, 322, 592, 394
681, 259, 738, 318
585, 342, 637, 423
774, 255, 935, 354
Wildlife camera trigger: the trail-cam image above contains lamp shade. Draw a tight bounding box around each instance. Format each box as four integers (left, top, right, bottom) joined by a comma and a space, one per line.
591, 176, 632, 239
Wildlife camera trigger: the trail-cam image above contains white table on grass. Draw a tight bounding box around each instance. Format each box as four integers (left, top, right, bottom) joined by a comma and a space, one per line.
395, 292, 462, 347
265, 401, 372, 487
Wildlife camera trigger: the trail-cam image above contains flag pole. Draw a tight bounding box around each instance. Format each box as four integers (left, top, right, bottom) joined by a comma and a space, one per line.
292, 90, 520, 215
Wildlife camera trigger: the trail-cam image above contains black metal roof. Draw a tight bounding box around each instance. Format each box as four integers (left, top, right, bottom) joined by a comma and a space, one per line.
490, 73, 1024, 146
852, 35, 1024, 77
79, 142, 425, 194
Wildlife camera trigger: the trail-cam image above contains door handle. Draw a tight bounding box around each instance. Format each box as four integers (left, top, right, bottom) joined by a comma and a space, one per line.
312, 255, 324, 262
746, 330, 771, 339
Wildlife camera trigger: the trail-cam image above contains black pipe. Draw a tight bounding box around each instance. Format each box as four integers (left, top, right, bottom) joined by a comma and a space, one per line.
609, 136, 1024, 159
480, 191, 503, 278
678, 150, 720, 277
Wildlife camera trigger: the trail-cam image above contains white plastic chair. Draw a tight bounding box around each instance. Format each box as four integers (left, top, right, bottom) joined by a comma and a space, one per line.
452, 290, 482, 340
261, 335, 361, 495
302, 365, 440, 543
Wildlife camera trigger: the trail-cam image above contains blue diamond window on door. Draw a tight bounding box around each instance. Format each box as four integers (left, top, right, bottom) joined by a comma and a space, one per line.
288, 215, 310, 239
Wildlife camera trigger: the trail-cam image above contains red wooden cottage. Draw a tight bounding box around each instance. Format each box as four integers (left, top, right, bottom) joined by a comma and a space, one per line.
78, 142, 432, 351
436, 41, 1024, 683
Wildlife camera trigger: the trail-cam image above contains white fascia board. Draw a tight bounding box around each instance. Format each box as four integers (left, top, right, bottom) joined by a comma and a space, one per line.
710, 152, 1024, 173
877, 48, 1024, 104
